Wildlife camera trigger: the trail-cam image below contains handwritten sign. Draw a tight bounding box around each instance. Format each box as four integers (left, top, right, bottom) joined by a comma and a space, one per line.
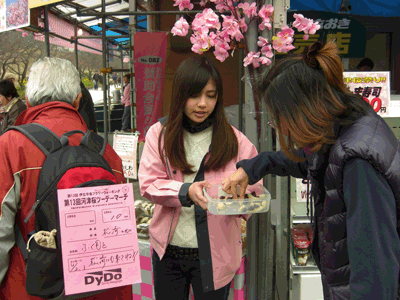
113, 133, 139, 179
344, 71, 391, 116
57, 183, 141, 296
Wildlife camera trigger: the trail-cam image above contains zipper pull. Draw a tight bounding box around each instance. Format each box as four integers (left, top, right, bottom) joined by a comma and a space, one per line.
24, 202, 38, 223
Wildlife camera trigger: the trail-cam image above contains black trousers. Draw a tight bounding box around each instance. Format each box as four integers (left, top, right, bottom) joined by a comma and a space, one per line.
152, 245, 231, 300
121, 106, 131, 131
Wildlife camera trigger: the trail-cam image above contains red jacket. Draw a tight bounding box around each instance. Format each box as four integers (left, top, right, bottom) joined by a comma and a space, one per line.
0, 102, 132, 299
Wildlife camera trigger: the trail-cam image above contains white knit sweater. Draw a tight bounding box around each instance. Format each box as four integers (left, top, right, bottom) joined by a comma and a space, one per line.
169, 126, 213, 248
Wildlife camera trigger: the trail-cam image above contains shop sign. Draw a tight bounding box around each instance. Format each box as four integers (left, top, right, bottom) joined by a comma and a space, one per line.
0, 0, 29, 32
285, 11, 366, 58
344, 71, 391, 116
134, 32, 167, 142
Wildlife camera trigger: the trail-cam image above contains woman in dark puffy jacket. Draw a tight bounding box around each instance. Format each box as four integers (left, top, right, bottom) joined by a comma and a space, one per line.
223, 40, 400, 300
0, 79, 26, 135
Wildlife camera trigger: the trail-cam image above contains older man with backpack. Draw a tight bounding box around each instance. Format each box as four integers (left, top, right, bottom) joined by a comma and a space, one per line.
0, 57, 132, 300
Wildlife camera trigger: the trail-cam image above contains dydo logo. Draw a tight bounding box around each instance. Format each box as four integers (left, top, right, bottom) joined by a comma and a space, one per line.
85, 268, 122, 286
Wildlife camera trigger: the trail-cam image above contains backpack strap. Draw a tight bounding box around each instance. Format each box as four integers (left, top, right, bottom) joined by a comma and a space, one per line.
14, 223, 28, 261
80, 130, 107, 156
7, 123, 63, 155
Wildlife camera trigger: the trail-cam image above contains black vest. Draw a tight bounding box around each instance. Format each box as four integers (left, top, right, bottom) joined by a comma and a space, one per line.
307, 111, 400, 299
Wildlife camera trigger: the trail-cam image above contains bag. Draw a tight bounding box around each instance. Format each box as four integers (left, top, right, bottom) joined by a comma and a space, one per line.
9, 123, 118, 299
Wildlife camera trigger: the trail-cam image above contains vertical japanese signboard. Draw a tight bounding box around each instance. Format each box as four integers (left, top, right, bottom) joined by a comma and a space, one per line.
344, 71, 391, 116
113, 133, 139, 179
285, 11, 366, 58
134, 32, 167, 142
0, 0, 29, 32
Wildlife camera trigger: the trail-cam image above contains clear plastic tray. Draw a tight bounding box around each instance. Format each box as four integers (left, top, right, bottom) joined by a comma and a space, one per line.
203, 184, 271, 215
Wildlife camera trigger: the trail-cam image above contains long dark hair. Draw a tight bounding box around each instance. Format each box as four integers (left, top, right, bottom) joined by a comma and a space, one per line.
262, 40, 372, 161
159, 56, 238, 174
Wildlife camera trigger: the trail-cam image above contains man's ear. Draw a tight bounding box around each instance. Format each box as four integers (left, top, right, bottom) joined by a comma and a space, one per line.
25, 95, 32, 108
73, 93, 82, 109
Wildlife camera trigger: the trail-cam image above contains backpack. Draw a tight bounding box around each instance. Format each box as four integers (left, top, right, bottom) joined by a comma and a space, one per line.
10, 123, 119, 299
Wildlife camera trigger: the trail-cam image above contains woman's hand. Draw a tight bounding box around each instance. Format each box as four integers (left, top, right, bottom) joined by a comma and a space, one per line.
188, 181, 212, 210
221, 167, 249, 199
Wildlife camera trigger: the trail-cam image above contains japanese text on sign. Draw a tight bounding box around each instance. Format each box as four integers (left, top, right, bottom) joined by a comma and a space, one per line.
343, 71, 391, 116
113, 134, 139, 179
57, 183, 141, 295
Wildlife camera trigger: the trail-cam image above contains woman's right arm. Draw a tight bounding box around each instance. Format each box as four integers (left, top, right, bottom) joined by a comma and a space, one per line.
138, 124, 191, 208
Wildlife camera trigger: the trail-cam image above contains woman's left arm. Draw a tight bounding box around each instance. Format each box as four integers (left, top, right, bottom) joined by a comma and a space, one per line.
344, 158, 400, 300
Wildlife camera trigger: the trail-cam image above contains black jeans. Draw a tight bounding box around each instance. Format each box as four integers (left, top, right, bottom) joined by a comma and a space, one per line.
152, 245, 231, 300
121, 106, 131, 131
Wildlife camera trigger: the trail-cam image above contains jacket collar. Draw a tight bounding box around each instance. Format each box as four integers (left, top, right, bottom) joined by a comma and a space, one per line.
15, 101, 85, 126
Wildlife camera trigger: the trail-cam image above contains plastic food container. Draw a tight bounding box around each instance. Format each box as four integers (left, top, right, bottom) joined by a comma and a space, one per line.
203, 184, 271, 215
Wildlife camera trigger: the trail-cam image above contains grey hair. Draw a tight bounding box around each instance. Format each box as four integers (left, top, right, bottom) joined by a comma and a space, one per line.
25, 57, 81, 106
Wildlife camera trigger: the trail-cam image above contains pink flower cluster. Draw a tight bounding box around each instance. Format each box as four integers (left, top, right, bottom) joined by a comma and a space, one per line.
6, 0, 28, 28
171, 0, 320, 67
293, 13, 321, 40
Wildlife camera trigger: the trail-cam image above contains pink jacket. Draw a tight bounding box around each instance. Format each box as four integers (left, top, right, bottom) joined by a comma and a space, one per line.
121, 83, 131, 107
138, 119, 260, 292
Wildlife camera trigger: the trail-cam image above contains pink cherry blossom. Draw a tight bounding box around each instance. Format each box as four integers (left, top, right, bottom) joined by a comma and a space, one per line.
214, 39, 231, 62
259, 20, 272, 31
217, 29, 231, 43
261, 44, 274, 58
272, 37, 295, 53
244, 52, 260, 68
305, 22, 320, 35
201, 8, 221, 30
293, 14, 313, 32
277, 26, 294, 39
170, 1, 320, 68
211, 0, 230, 13
259, 56, 272, 66
238, 2, 257, 18
238, 18, 248, 33
257, 36, 269, 48
222, 15, 243, 41
190, 31, 210, 54
303, 34, 309, 40
6, 0, 28, 28
171, 17, 190, 36
258, 4, 274, 19
173, 0, 194, 11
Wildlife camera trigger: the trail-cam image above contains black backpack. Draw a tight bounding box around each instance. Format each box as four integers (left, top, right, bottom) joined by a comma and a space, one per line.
10, 123, 119, 299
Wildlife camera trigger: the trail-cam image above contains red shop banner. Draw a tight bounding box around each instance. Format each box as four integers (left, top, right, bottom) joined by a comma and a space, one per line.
343, 71, 391, 116
134, 32, 167, 142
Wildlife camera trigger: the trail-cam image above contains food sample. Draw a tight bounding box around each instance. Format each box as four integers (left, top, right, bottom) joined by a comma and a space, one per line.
205, 184, 271, 215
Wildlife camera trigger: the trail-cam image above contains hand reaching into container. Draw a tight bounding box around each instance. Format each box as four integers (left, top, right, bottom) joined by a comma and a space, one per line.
221, 167, 249, 199
188, 181, 212, 210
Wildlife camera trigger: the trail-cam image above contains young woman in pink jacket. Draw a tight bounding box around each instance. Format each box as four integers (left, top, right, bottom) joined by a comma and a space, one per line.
138, 56, 259, 300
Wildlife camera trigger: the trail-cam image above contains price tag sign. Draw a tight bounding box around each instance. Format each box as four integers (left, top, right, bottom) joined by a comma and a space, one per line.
57, 183, 141, 295
344, 71, 391, 116
113, 133, 139, 179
